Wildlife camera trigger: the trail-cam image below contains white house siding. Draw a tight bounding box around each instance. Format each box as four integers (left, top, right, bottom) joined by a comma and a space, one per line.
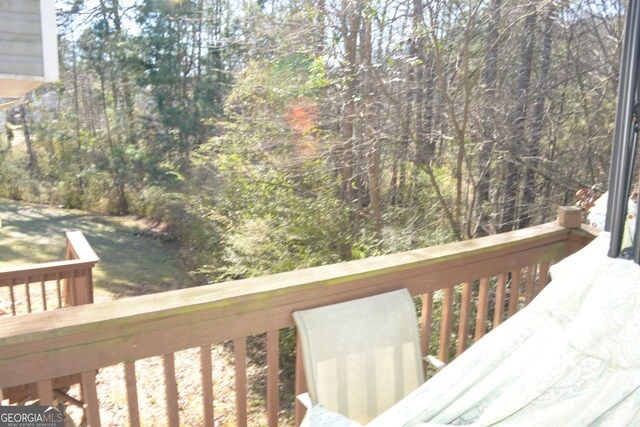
0, 0, 44, 77
0, 0, 59, 98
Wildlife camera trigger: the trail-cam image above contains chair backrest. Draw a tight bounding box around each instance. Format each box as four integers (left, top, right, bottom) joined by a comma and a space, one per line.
293, 289, 424, 424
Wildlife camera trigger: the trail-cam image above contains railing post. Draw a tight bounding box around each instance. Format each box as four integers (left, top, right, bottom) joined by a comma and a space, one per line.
558, 206, 587, 255
557, 206, 582, 229
65, 235, 74, 261
83, 268, 94, 304
72, 269, 94, 305
62, 236, 74, 306
63, 232, 97, 306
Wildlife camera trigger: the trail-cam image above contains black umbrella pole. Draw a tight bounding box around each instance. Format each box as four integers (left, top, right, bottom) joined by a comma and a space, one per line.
608, 0, 640, 258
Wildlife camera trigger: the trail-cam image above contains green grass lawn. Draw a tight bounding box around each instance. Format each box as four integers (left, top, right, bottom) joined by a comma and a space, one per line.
0, 198, 195, 301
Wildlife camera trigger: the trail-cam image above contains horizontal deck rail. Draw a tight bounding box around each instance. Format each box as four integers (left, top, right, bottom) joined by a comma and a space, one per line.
0, 218, 595, 426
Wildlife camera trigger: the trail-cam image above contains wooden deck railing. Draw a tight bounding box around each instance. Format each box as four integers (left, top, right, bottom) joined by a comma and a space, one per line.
0, 212, 596, 426
0, 231, 98, 316
0, 231, 98, 403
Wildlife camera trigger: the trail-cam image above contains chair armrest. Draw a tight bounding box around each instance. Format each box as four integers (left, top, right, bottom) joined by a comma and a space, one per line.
424, 355, 447, 371
297, 392, 312, 409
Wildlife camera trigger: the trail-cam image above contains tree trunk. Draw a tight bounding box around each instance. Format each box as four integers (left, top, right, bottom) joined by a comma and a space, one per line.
500, 4, 536, 233
412, 0, 435, 166
337, 0, 362, 258
339, 0, 360, 208
475, 0, 500, 237
361, 16, 383, 245
19, 106, 36, 173
517, 3, 555, 229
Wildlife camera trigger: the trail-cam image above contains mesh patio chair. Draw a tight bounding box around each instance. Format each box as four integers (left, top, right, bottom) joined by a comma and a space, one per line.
293, 289, 425, 424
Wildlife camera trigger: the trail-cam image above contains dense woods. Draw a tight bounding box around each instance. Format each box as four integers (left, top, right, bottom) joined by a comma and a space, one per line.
0, 0, 623, 282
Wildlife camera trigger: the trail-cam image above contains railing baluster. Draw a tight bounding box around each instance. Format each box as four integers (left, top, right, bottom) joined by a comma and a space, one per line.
438, 286, 454, 363
81, 370, 101, 427
85, 268, 94, 304
524, 265, 536, 305
25, 277, 32, 313
234, 337, 248, 427
75, 268, 91, 305
68, 273, 77, 307
508, 269, 521, 317
538, 262, 551, 293
40, 279, 47, 311
36, 379, 53, 406
267, 330, 280, 427
420, 292, 434, 357
163, 353, 180, 427
78, 269, 85, 304
474, 277, 490, 341
9, 278, 16, 315
200, 346, 214, 427
493, 273, 507, 327
56, 273, 63, 308
124, 362, 140, 427
456, 282, 472, 356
